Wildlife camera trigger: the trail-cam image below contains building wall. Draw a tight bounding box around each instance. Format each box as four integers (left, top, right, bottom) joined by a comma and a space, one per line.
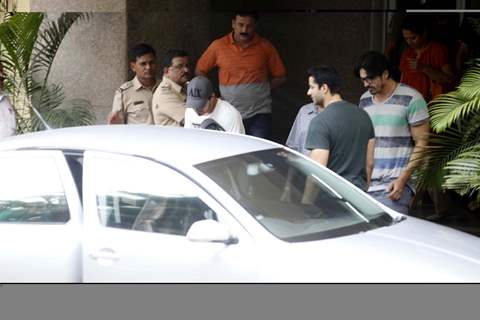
126, 0, 211, 78
16, 0, 29, 11
30, 0, 125, 12
31, 0, 127, 123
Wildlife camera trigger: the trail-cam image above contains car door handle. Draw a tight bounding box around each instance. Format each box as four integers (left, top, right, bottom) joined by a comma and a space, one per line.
89, 248, 119, 261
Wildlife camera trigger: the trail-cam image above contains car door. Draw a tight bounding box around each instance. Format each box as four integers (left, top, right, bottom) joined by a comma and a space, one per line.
0, 150, 83, 282
82, 151, 258, 282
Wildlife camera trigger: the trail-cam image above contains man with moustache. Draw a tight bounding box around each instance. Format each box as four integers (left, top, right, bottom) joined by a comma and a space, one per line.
152, 49, 191, 126
355, 51, 430, 214
109, 43, 158, 124
304, 66, 375, 191
195, 10, 286, 139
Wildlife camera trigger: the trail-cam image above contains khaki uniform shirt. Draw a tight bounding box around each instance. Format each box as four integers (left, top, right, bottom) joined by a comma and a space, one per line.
152, 77, 186, 126
111, 76, 158, 124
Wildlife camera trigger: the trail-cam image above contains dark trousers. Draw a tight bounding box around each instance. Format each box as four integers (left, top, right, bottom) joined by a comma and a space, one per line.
243, 113, 272, 140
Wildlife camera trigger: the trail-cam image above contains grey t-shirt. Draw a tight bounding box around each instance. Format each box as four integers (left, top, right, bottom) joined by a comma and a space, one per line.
305, 100, 374, 190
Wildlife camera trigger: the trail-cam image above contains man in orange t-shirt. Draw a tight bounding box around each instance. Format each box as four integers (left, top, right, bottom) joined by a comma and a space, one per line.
196, 10, 286, 139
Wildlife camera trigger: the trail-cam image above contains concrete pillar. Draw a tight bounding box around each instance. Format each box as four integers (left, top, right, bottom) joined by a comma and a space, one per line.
29, 0, 128, 124
30, 0, 125, 12
16, 0, 30, 11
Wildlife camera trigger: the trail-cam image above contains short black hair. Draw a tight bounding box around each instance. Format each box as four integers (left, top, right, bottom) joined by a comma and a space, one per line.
162, 49, 189, 70
307, 66, 342, 94
354, 51, 392, 79
401, 15, 428, 35
233, 10, 259, 22
128, 43, 156, 63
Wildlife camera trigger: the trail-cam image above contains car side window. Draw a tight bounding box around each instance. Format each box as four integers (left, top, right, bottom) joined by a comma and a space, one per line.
0, 154, 70, 223
91, 155, 217, 236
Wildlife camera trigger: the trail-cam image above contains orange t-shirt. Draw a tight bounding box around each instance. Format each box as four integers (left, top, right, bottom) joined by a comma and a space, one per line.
399, 42, 449, 101
196, 32, 286, 86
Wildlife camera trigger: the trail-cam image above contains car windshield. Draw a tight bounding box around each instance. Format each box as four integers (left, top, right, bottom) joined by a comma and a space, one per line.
196, 148, 392, 242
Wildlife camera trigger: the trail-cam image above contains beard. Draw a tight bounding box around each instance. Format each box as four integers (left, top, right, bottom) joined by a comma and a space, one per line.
312, 96, 324, 107
367, 85, 381, 95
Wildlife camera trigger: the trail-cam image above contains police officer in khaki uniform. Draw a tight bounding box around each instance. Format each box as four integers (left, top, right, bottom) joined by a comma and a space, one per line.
109, 43, 159, 124
152, 49, 191, 126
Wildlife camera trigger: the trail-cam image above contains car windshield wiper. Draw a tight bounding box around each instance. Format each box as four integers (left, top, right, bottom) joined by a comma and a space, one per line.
391, 215, 407, 225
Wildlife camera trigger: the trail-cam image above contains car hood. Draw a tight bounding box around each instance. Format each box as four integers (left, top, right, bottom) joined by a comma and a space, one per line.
258, 217, 480, 282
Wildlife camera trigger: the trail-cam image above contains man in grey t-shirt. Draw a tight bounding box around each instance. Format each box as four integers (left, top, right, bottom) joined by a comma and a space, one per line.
304, 66, 375, 190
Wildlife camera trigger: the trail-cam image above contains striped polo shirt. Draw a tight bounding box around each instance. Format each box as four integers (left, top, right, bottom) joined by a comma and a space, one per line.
196, 32, 286, 119
359, 83, 429, 192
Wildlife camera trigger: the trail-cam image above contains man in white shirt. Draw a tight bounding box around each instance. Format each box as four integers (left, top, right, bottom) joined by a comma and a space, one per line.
184, 76, 245, 134
0, 64, 16, 138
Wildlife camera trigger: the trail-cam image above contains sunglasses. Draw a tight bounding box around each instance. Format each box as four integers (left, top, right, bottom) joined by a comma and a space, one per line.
359, 76, 378, 84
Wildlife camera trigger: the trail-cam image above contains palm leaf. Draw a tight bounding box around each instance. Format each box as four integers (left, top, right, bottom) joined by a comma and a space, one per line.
427, 92, 468, 132
29, 13, 92, 129
41, 98, 96, 129
417, 56, 480, 205
461, 109, 480, 142
456, 58, 480, 99
0, 12, 43, 127
31, 13, 90, 86
2, 12, 95, 133
32, 81, 65, 111
414, 127, 477, 189
428, 58, 480, 133
0, 13, 43, 82
28, 81, 64, 131
428, 96, 480, 134
443, 145, 480, 198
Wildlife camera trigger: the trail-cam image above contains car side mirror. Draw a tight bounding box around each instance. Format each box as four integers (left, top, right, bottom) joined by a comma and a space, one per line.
186, 219, 238, 245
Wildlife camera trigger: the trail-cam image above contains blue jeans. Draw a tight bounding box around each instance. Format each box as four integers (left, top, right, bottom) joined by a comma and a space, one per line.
243, 113, 272, 140
368, 186, 414, 214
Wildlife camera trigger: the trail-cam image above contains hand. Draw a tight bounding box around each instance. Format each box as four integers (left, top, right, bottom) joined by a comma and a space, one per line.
107, 111, 123, 124
407, 58, 418, 71
386, 179, 407, 201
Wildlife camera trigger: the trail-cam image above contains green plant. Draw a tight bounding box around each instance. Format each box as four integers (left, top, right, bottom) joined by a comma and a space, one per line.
415, 58, 480, 205
0, 12, 95, 133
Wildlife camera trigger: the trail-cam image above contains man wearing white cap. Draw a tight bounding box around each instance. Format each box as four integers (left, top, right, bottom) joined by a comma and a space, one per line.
184, 76, 245, 134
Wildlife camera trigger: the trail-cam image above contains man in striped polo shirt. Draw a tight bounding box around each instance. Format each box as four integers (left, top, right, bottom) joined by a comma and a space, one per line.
195, 10, 286, 139
355, 51, 430, 214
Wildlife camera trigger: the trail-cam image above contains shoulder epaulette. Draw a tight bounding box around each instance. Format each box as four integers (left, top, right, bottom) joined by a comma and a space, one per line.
119, 81, 133, 91
160, 81, 171, 89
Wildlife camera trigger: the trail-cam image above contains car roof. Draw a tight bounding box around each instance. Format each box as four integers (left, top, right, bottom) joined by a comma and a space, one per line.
0, 125, 280, 165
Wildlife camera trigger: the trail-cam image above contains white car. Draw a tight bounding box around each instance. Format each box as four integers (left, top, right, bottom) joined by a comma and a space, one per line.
1, 125, 479, 282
